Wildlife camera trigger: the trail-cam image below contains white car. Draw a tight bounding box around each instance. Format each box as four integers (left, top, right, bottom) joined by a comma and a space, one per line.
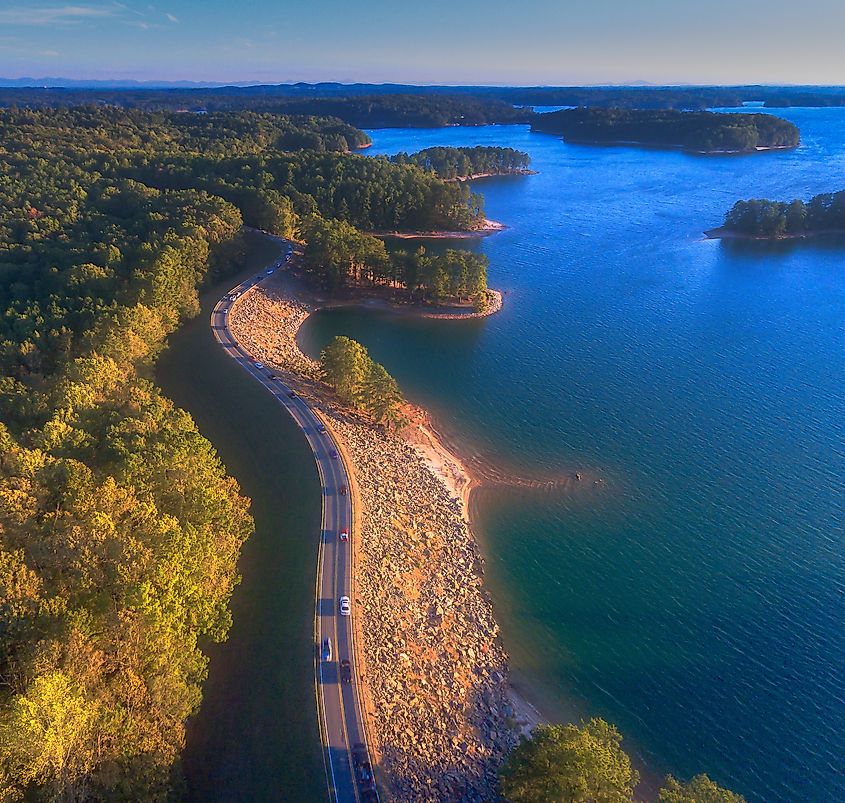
254, 361, 264, 369
339, 596, 351, 616
266, 268, 274, 275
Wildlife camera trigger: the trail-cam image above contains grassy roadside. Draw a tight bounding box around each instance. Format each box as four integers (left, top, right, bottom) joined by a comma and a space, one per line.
156, 231, 326, 803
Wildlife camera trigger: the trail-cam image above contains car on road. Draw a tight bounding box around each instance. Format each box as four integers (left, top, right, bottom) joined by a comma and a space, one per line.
329, 449, 338, 459
339, 528, 349, 542
268, 374, 277, 381
321, 637, 332, 662
254, 362, 264, 369
265, 268, 274, 275
339, 596, 351, 616
358, 761, 373, 784
317, 423, 327, 434
288, 390, 297, 398
340, 659, 352, 683
351, 743, 367, 768
339, 485, 348, 495
360, 790, 377, 802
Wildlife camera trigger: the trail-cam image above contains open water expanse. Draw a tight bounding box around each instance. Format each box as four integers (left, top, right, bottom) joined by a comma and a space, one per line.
300, 109, 845, 802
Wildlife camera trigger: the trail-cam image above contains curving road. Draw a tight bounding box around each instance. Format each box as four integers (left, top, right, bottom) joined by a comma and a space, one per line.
211, 235, 379, 803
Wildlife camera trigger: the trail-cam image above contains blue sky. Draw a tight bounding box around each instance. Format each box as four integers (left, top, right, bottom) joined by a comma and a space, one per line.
0, 0, 843, 85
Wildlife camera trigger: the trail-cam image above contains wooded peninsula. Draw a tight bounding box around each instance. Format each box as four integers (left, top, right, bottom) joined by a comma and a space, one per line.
711, 190, 845, 238
531, 108, 800, 153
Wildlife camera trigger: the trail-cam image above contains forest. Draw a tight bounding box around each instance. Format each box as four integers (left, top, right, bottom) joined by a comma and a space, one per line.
0, 157, 253, 798
719, 190, 845, 237
5, 84, 845, 120
0, 84, 845, 121
0, 106, 486, 234
302, 215, 489, 303
531, 107, 800, 153
0, 104, 499, 800
390, 146, 531, 180
0, 89, 531, 127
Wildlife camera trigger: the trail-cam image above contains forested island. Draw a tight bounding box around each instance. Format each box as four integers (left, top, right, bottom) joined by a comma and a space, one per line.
710, 190, 845, 239
531, 108, 800, 153
390, 146, 532, 180
0, 104, 503, 799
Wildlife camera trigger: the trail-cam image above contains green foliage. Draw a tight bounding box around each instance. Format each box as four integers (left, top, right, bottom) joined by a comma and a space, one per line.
320, 336, 405, 425
138, 149, 482, 233
0, 109, 255, 800
658, 774, 746, 803
532, 108, 800, 153
303, 217, 488, 303
391, 146, 531, 180
723, 191, 845, 237
499, 719, 639, 803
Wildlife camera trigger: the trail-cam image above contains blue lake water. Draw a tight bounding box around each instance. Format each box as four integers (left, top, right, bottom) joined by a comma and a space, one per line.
300, 109, 845, 802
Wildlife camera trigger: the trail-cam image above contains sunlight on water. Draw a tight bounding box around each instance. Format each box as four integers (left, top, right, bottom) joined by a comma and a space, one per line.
300, 108, 845, 802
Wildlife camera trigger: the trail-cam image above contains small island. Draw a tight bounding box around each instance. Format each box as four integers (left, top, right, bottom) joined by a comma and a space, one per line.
707, 190, 845, 239
390, 145, 534, 181
531, 107, 800, 154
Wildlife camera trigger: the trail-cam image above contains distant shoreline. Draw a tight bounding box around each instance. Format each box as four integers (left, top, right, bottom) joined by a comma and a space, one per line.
556, 137, 798, 155
704, 226, 845, 241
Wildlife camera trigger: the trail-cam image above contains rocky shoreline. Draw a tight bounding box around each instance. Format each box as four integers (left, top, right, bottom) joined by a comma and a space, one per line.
228, 271, 533, 801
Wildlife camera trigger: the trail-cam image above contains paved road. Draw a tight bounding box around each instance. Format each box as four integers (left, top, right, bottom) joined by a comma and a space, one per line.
211, 236, 378, 803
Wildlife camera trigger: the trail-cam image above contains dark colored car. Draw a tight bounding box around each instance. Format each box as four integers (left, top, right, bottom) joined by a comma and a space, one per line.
339, 485, 348, 496
351, 743, 367, 768
329, 449, 338, 459
268, 374, 278, 381
288, 391, 297, 398
340, 659, 352, 683
358, 761, 373, 784
360, 790, 378, 802
317, 423, 327, 434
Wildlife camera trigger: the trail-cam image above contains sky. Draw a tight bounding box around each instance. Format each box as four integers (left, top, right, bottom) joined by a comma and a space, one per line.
0, 0, 843, 86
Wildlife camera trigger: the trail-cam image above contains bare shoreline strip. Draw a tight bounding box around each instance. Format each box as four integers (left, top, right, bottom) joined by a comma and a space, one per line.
376, 218, 507, 239
228, 269, 542, 801
704, 225, 845, 241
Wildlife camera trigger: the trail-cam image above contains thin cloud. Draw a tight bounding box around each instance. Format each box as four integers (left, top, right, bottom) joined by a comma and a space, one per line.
0, 5, 118, 26
166, 12, 178, 23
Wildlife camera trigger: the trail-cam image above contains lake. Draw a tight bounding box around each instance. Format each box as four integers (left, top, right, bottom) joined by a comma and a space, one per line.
299, 108, 845, 802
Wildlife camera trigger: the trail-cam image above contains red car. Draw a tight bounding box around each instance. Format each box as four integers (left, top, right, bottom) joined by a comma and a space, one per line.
339, 528, 349, 542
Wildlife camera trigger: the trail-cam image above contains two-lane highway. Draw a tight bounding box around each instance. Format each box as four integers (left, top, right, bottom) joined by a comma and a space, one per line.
211, 235, 378, 803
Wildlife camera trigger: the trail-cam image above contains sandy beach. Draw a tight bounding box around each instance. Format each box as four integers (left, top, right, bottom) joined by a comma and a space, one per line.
227, 267, 540, 801
377, 218, 507, 239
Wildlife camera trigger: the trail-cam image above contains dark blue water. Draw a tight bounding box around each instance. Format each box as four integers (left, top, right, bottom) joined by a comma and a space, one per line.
301, 109, 845, 802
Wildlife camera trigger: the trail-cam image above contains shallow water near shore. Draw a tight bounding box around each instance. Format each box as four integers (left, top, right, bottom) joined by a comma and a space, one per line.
299, 108, 845, 802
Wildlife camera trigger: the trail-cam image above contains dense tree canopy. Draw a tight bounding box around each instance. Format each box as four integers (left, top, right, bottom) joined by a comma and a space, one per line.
302, 216, 488, 303
499, 719, 746, 803
320, 336, 405, 425
391, 146, 531, 180
532, 108, 800, 153
499, 719, 639, 803
658, 774, 746, 803
5, 85, 845, 120
0, 112, 255, 800
721, 190, 845, 237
